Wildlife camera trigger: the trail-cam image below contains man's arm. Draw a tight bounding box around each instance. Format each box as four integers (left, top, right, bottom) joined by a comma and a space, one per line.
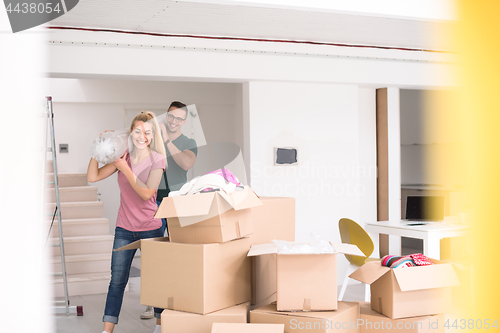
166, 142, 196, 171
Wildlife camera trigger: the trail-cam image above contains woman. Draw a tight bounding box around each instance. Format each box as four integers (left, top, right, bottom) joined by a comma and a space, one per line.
87, 111, 166, 333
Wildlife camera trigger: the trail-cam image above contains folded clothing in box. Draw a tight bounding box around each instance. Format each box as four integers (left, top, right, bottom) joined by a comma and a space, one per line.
349, 259, 459, 319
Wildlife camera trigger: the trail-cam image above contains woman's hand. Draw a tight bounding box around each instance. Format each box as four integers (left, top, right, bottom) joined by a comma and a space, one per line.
112, 151, 129, 172
87, 158, 118, 182
100, 130, 114, 136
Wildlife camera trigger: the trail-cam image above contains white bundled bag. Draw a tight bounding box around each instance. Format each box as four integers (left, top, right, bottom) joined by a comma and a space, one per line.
90, 130, 129, 164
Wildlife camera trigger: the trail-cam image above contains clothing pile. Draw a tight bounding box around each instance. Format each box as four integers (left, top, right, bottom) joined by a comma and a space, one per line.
169, 168, 243, 197
90, 130, 129, 164
381, 253, 433, 268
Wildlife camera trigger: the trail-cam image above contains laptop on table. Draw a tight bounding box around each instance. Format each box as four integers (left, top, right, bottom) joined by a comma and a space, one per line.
403, 196, 445, 226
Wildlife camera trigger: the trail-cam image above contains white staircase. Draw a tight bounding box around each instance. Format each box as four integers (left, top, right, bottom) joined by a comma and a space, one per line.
46, 172, 114, 297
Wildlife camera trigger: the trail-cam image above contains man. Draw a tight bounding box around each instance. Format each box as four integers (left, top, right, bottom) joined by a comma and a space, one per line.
140, 101, 198, 329
156, 101, 198, 210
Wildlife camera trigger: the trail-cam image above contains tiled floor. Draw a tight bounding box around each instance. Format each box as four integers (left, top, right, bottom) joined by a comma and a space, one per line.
55, 258, 156, 333
55, 276, 151, 333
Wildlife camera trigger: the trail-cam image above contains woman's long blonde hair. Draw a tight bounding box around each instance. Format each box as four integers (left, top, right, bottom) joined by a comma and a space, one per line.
129, 111, 167, 163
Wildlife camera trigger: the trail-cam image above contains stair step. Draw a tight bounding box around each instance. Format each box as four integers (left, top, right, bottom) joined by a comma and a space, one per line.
46, 186, 98, 203
47, 173, 88, 187
53, 273, 130, 297
51, 253, 111, 275
51, 235, 114, 256
46, 160, 54, 173
48, 217, 109, 237
46, 201, 103, 219
53, 273, 111, 298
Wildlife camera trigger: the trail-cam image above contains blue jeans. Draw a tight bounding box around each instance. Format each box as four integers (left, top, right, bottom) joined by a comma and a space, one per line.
154, 200, 168, 319
103, 226, 163, 324
157, 200, 168, 237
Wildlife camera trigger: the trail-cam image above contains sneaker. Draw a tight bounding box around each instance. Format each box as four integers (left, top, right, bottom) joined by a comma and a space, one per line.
140, 306, 154, 319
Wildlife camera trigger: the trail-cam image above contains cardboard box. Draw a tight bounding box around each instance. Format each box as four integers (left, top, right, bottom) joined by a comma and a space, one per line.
249, 197, 295, 246
250, 292, 277, 311
211, 323, 285, 333
251, 254, 277, 307
358, 301, 444, 333
250, 301, 360, 333
249, 197, 295, 306
155, 186, 262, 244
247, 242, 363, 311
349, 260, 460, 319
161, 302, 249, 333
116, 237, 251, 314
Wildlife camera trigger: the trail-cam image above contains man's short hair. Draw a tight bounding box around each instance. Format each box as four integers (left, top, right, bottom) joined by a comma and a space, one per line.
169, 101, 187, 110
168, 101, 187, 117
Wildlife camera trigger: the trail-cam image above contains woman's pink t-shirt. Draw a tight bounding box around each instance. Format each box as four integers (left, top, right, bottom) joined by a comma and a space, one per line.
116, 151, 165, 232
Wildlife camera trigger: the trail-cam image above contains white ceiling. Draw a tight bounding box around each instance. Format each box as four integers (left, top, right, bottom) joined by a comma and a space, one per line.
49, 0, 455, 51
174, 0, 457, 21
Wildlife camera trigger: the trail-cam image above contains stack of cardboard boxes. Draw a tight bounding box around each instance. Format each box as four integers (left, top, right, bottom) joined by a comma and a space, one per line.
121, 185, 460, 333
249, 245, 460, 333
118, 187, 296, 333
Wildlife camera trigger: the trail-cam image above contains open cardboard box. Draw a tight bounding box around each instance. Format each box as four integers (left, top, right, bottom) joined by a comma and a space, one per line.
358, 301, 444, 333
349, 260, 460, 319
247, 242, 363, 311
211, 323, 285, 333
161, 302, 249, 333
116, 237, 251, 315
250, 301, 360, 333
249, 197, 295, 306
251, 254, 277, 308
155, 186, 262, 244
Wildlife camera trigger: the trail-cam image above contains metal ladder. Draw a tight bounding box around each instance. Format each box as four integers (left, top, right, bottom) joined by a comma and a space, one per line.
44, 96, 83, 316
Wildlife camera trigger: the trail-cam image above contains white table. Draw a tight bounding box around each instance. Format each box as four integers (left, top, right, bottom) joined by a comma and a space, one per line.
364, 220, 470, 259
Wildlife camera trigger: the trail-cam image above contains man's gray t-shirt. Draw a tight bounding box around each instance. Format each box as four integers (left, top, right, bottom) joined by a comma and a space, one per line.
157, 134, 197, 201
